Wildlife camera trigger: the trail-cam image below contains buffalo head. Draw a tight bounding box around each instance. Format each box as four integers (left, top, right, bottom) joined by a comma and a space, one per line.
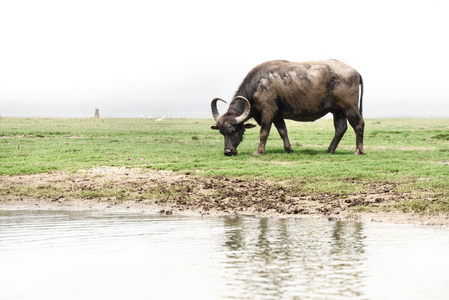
211, 96, 256, 156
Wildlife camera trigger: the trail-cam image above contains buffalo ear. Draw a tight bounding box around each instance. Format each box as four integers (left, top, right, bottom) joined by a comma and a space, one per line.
244, 123, 257, 129
211, 125, 219, 130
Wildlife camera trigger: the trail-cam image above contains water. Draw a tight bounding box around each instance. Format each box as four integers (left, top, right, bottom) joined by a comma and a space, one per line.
0, 210, 448, 300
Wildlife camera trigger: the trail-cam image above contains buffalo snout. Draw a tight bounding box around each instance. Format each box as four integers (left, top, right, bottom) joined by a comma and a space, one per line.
224, 148, 237, 156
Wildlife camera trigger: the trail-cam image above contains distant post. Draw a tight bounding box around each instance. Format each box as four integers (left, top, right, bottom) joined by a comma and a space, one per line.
95, 107, 100, 118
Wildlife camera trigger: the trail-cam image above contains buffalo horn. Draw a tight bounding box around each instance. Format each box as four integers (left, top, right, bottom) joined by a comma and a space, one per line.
211, 98, 227, 122
234, 96, 251, 124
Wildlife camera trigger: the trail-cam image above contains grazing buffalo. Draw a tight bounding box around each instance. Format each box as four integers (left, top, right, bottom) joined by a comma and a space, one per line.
211, 59, 364, 156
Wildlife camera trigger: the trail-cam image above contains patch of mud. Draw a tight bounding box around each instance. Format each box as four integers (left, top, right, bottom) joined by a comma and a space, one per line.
1, 167, 448, 226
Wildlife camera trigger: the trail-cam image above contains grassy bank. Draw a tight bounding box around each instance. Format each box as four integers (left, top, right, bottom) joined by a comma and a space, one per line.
1, 117, 448, 215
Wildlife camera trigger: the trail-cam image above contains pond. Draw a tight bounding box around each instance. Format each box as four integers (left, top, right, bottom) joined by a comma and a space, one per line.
0, 210, 448, 299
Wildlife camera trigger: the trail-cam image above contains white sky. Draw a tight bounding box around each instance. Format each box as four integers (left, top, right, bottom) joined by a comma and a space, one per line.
1, 0, 448, 118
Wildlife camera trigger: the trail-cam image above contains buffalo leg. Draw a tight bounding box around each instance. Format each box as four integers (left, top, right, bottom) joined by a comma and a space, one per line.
346, 112, 365, 155
274, 119, 293, 153
327, 112, 348, 154
254, 121, 272, 155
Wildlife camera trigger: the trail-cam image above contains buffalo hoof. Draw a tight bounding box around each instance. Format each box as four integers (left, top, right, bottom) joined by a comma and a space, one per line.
354, 149, 364, 155
252, 151, 264, 156
284, 148, 293, 154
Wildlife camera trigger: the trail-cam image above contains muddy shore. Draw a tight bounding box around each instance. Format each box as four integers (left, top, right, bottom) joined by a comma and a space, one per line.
1, 166, 448, 226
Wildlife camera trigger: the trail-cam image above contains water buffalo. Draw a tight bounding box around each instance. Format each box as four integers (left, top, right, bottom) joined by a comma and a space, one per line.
211, 59, 364, 156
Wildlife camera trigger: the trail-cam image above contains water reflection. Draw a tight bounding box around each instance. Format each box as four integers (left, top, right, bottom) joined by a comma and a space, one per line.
1, 210, 448, 299
222, 218, 366, 299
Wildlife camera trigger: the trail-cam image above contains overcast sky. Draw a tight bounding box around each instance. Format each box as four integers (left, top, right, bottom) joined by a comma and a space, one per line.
1, 0, 448, 118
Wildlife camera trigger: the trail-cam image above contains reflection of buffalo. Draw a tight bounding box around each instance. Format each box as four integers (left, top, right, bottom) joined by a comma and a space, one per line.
222, 218, 365, 298
211, 60, 364, 156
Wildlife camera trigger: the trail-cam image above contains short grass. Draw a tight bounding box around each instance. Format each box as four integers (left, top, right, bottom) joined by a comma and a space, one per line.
1, 117, 448, 213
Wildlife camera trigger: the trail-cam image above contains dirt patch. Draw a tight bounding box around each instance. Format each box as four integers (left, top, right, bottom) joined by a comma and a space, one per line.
1, 167, 448, 226
367, 146, 437, 151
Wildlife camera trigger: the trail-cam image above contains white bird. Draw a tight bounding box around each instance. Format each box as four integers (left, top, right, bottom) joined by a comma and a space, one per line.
139, 115, 145, 119
156, 114, 167, 122
148, 116, 152, 119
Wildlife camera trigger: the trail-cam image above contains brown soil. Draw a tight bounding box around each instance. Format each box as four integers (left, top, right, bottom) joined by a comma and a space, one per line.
1, 166, 448, 226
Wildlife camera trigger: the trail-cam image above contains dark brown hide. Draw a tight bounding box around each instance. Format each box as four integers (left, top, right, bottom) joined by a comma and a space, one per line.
211, 59, 364, 156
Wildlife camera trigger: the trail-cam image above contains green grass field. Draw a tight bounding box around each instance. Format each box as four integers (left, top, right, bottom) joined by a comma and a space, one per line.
1, 117, 448, 213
